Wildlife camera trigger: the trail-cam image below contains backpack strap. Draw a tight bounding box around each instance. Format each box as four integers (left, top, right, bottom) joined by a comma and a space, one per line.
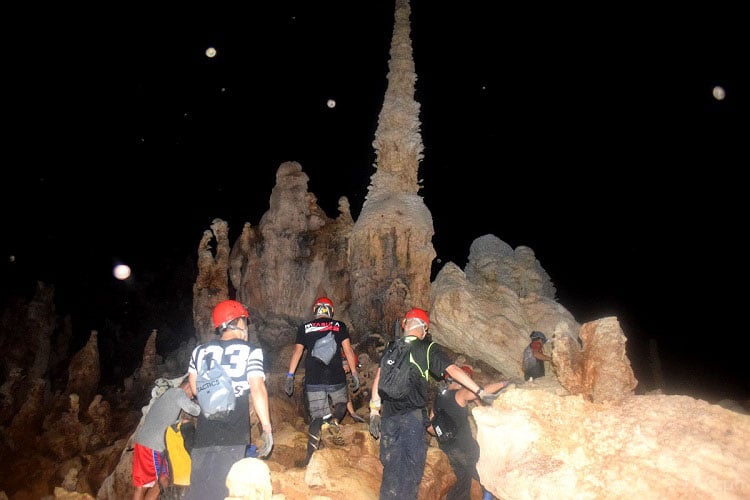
410, 341, 435, 381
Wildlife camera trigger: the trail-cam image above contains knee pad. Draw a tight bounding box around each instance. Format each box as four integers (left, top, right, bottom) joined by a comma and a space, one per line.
309, 417, 323, 439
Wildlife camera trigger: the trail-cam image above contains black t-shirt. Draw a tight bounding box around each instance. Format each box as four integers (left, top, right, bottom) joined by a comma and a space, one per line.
295, 317, 350, 386
434, 388, 479, 461
381, 336, 453, 417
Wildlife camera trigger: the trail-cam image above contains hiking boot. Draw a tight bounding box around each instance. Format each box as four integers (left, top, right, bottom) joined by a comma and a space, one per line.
325, 419, 346, 446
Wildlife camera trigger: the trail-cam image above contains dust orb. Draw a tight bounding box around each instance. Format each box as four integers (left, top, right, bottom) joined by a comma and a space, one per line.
206, 47, 217, 58
113, 264, 131, 280
326, 99, 336, 108
712, 85, 726, 101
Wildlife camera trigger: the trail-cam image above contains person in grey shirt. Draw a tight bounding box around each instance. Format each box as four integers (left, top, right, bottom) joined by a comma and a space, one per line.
132, 377, 200, 500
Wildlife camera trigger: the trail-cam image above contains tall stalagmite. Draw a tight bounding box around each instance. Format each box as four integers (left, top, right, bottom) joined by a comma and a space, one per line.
349, 0, 435, 340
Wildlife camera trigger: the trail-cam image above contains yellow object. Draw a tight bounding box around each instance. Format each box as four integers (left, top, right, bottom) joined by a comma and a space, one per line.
165, 422, 191, 486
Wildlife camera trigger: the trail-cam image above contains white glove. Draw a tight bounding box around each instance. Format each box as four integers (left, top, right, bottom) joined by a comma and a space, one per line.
257, 429, 273, 458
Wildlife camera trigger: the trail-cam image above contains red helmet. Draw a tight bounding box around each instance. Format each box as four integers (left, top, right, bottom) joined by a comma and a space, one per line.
403, 307, 429, 329
212, 300, 249, 330
313, 297, 334, 317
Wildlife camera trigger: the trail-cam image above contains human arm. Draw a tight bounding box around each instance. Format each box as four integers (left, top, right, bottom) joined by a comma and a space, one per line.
285, 343, 305, 396
444, 364, 508, 405
341, 338, 359, 391
249, 375, 272, 432
178, 387, 201, 416
425, 407, 436, 436
533, 346, 552, 362
249, 374, 273, 457
287, 343, 305, 376
454, 381, 509, 406
188, 372, 198, 402
369, 367, 382, 439
444, 364, 482, 396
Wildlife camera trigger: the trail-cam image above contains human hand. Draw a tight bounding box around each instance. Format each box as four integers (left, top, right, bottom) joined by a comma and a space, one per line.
478, 387, 505, 405
257, 430, 273, 458
284, 374, 294, 397
369, 412, 381, 439
350, 373, 360, 393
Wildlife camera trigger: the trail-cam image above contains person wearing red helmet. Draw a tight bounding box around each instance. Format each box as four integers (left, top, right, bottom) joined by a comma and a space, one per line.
184, 300, 272, 500
285, 296, 359, 465
369, 307, 505, 499
427, 365, 508, 500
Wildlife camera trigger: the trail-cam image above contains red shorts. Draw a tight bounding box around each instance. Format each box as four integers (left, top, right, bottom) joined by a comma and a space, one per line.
132, 442, 169, 488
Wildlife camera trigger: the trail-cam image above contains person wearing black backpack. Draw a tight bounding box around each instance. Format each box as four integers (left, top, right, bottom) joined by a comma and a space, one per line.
368, 308, 503, 499
184, 300, 273, 500
427, 365, 509, 500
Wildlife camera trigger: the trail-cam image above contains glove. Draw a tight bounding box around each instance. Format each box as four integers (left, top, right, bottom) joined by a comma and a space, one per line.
256, 430, 273, 458
478, 385, 508, 405
369, 413, 381, 439
284, 374, 294, 397
350, 373, 360, 393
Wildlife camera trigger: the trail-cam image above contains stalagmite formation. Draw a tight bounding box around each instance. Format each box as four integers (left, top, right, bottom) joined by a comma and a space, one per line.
349, 0, 435, 340
193, 219, 232, 342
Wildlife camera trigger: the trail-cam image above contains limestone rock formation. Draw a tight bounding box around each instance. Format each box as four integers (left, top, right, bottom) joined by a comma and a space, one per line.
555, 317, 638, 403
349, 0, 435, 341
430, 259, 579, 379
66, 330, 100, 411
474, 385, 750, 499
193, 218, 232, 342
464, 234, 556, 299
235, 162, 354, 333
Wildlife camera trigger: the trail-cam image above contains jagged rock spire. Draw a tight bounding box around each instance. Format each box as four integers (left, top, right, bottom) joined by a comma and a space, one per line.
348, 0, 435, 340
364, 0, 424, 203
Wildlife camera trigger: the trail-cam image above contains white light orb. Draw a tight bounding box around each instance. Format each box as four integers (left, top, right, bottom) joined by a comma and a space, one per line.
113, 264, 131, 280
326, 99, 336, 108
712, 85, 726, 101
205, 47, 217, 58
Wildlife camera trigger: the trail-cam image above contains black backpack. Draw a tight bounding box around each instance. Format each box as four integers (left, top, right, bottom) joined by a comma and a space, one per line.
378, 338, 433, 400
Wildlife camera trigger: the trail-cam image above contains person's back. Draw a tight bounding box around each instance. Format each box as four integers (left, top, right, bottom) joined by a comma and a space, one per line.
184, 300, 273, 500
135, 386, 197, 452
132, 379, 199, 500
370, 308, 505, 500
369, 308, 454, 499
285, 297, 360, 464
429, 366, 507, 500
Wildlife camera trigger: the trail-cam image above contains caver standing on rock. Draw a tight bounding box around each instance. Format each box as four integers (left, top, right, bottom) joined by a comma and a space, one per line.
285, 297, 360, 464
368, 307, 504, 499
184, 300, 273, 500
